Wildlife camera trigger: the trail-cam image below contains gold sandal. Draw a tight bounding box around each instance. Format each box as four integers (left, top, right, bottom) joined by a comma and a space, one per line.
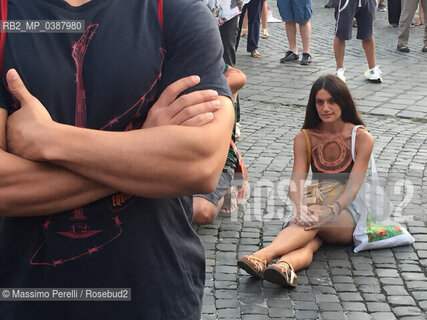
262, 260, 297, 287
261, 29, 269, 39
250, 50, 261, 58
237, 255, 267, 278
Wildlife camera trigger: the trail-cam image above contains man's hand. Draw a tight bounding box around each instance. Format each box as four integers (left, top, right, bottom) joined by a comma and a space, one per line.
142, 75, 221, 128
6, 69, 56, 161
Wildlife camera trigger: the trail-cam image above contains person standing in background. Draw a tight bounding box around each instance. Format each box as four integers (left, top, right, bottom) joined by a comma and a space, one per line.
277, 0, 313, 65
396, 0, 427, 52
237, 0, 264, 58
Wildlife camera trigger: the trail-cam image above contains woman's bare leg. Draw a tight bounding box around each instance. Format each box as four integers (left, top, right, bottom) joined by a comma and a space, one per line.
276, 236, 323, 271
253, 225, 318, 263
249, 209, 355, 263
317, 209, 355, 244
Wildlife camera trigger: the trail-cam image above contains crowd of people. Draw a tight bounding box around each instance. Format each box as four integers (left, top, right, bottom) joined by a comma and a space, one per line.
0, 0, 420, 319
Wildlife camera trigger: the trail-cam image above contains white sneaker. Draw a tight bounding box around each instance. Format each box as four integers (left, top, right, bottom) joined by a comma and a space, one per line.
336, 68, 346, 82
364, 66, 382, 83
235, 122, 241, 139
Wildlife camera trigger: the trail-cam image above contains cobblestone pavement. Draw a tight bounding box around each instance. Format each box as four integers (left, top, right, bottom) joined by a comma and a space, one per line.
198, 1, 427, 320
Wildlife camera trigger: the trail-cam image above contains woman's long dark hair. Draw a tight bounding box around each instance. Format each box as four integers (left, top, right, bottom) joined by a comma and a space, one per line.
302, 75, 365, 129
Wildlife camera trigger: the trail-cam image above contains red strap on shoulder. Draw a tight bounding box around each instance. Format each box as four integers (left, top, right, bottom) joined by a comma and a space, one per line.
0, 0, 7, 75
157, 0, 163, 31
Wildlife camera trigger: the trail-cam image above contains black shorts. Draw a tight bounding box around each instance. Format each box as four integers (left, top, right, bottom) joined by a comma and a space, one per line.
334, 0, 376, 40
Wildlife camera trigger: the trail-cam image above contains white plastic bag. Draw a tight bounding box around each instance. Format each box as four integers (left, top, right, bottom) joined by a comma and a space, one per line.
350, 126, 415, 253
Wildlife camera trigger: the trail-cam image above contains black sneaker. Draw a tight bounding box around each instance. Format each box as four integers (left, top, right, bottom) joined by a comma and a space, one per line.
280, 51, 299, 63
397, 44, 410, 53
324, 0, 334, 8
300, 53, 312, 65
422, 46, 427, 52
378, 3, 386, 11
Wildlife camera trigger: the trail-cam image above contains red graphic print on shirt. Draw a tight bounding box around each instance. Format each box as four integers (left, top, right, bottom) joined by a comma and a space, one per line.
30, 24, 164, 266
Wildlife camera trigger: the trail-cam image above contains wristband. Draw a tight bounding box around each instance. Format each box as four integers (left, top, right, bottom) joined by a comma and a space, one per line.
333, 200, 343, 215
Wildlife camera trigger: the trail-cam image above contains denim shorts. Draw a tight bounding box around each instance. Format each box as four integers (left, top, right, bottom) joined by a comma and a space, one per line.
277, 0, 313, 24
194, 159, 236, 206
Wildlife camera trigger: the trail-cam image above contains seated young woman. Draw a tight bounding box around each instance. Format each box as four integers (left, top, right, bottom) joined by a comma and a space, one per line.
237, 74, 374, 287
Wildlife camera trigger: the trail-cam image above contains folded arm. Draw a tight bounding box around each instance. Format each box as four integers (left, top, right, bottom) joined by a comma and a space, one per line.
0, 109, 114, 217
7, 70, 235, 199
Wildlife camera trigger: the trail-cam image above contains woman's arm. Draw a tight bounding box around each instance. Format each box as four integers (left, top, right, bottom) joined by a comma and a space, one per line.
288, 131, 312, 224
335, 128, 374, 210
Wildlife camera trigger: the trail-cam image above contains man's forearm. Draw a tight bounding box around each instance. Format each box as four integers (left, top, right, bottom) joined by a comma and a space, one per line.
0, 150, 115, 217
40, 97, 235, 198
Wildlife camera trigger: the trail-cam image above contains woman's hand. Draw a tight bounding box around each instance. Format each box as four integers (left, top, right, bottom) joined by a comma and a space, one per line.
303, 204, 335, 230
291, 204, 318, 227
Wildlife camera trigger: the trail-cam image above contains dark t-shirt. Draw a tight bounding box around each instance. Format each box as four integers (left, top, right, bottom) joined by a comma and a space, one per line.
0, 0, 231, 319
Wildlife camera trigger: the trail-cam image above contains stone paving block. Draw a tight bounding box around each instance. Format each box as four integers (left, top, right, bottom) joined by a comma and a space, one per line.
321, 311, 346, 320
240, 303, 268, 315
335, 283, 358, 292
346, 312, 372, 320
370, 312, 397, 320
392, 306, 423, 317
201, 304, 216, 314
376, 269, 400, 277
201, 314, 216, 320
394, 251, 419, 260
216, 299, 240, 309
338, 292, 363, 301
315, 294, 340, 303
355, 276, 380, 286
268, 307, 294, 318
240, 314, 271, 320
342, 302, 367, 312
290, 292, 315, 302
366, 302, 392, 313
358, 284, 382, 294
379, 277, 404, 285
398, 263, 423, 272
388, 295, 417, 306
401, 272, 427, 281
318, 302, 343, 311
266, 297, 292, 308
295, 310, 320, 320
332, 276, 354, 283
216, 289, 238, 299
353, 270, 375, 276
293, 301, 318, 310
312, 286, 336, 295
238, 293, 265, 305
412, 291, 427, 300
406, 281, 427, 290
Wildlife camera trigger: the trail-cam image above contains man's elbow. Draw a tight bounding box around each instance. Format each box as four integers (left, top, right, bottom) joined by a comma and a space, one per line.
191, 163, 222, 195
